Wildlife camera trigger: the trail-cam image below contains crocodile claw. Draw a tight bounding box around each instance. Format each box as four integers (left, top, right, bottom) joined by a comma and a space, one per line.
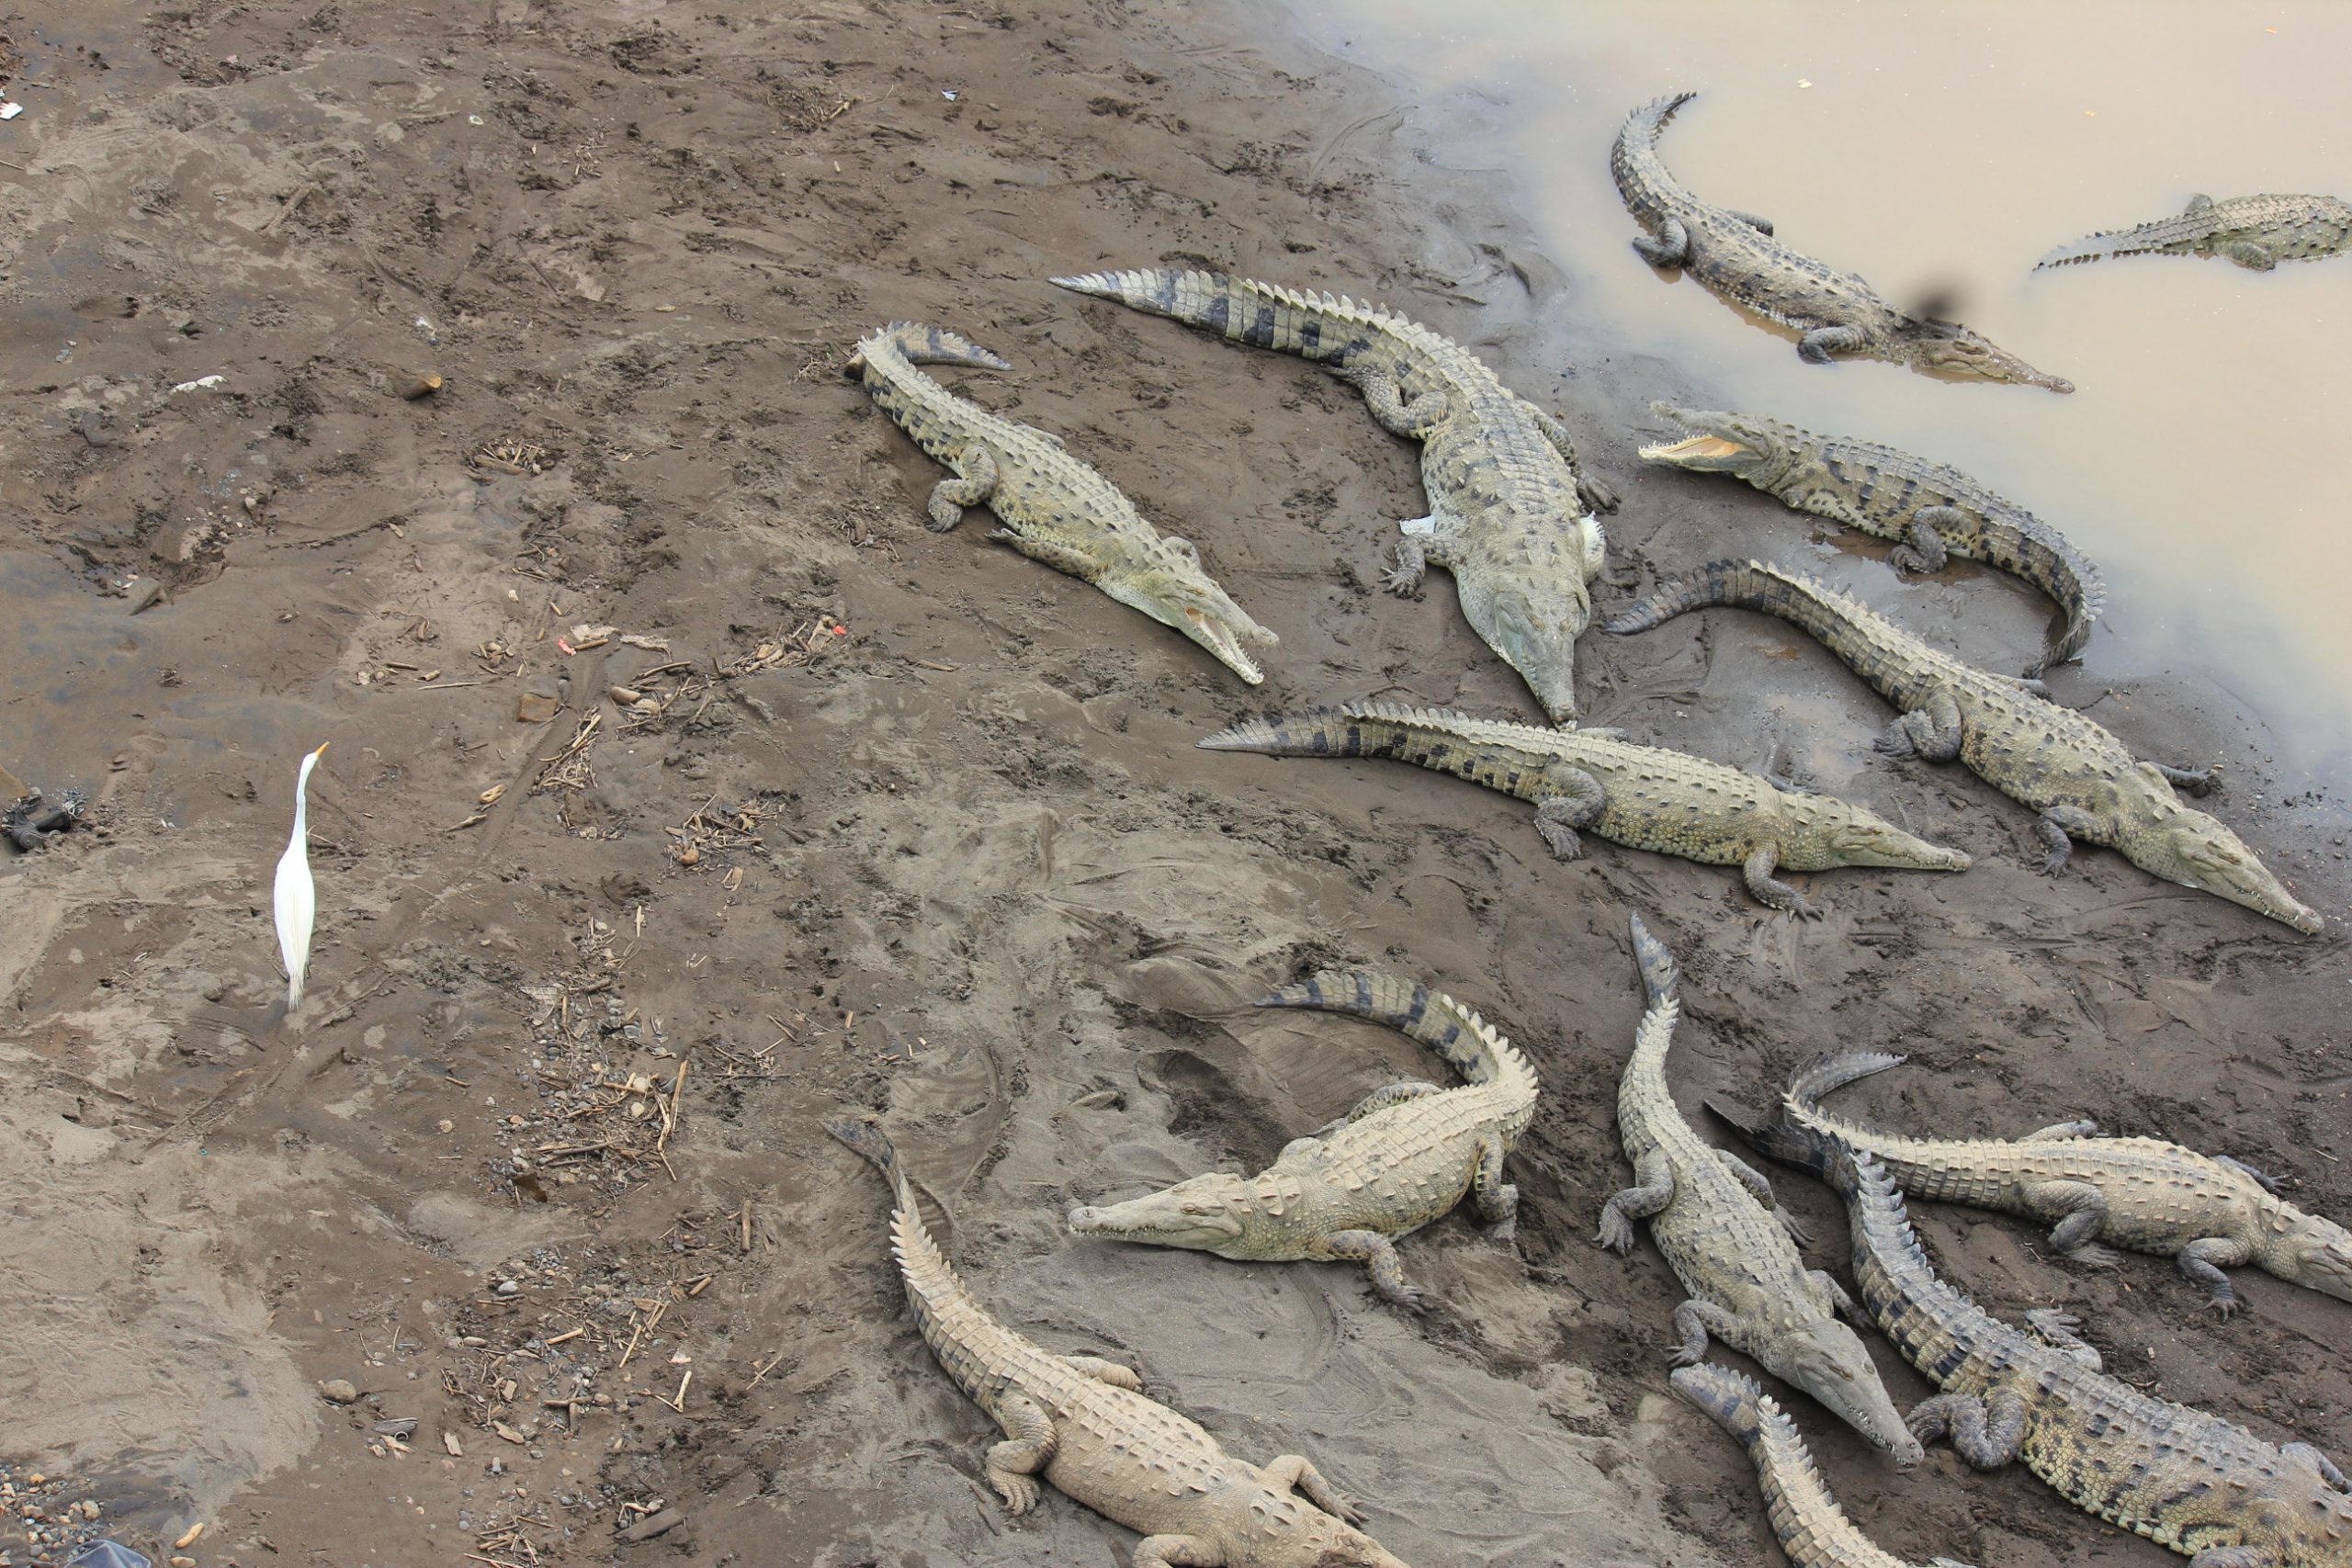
991, 1472, 1043, 1515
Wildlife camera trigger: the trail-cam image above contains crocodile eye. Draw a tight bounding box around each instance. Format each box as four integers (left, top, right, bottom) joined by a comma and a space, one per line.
1164, 535, 1201, 566
1180, 1201, 1217, 1215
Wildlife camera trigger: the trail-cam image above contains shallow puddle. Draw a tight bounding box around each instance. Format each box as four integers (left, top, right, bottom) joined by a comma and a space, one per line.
1291, 1, 2352, 791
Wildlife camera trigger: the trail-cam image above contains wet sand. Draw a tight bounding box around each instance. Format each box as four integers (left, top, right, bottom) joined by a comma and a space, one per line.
0, 3, 2346, 1566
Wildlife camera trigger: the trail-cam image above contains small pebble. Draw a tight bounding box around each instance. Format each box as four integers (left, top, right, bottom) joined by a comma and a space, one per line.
318, 1379, 360, 1404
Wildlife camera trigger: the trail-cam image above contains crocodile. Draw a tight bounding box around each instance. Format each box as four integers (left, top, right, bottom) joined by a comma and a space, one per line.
1200, 702, 1969, 919
1605, 559, 2324, 933
824, 1115, 1411, 1568
846, 321, 1276, 684
1069, 968, 1539, 1312
1595, 914, 1923, 1464
1763, 1051, 2352, 1316
1672, 1362, 1977, 1568
1051, 267, 1615, 722
1639, 401, 2107, 669
1611, 94, 2073, 391
1718, 1112, 2352, 1568
2039, 193, 2352, 272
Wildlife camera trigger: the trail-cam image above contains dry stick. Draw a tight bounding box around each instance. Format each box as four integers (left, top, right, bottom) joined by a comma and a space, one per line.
655, 1059, 688, 1159
748, 1349, 786, 1387
655, 1368, 693, 1413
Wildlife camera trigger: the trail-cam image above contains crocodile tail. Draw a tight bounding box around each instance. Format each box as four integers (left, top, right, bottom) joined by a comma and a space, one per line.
1052, 267, 1400, 369
1707, 1094, 1845, 1185
1784, 1051, 1907, 1113
1668, 1360, 1771, 1450
1617, 91, 1698, 152
2034, 218, 2202, 270
2036, 548, 2106, 667
1256, 970, 1538, 1101
1626, 913, 1679, 1007
1605, 558, 1926, 699
825, 1115, 1003, 1402
1200, 707, 1375, 758
853, 321, 1013, 373
1602, 558, 1754, 634
1611, 93, 1698, 222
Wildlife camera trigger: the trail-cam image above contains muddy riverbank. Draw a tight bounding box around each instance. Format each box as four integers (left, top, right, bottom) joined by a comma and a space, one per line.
1, 3, 2344, 1565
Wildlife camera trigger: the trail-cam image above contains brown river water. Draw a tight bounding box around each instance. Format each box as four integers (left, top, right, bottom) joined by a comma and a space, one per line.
1290, 1, 2352, 794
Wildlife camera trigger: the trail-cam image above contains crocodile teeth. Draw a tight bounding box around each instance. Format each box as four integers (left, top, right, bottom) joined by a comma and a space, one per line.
1638, 434, 1749, 461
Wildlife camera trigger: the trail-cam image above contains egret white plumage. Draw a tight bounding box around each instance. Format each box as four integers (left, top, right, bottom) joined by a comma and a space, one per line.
274, 742, 329, 1011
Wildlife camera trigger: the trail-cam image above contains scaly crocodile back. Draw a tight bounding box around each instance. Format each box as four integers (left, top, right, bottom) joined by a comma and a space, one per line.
1257, 969, 1539, 1129
1827, 1143, 2352, 1563
1671, 1363, 1960, 1568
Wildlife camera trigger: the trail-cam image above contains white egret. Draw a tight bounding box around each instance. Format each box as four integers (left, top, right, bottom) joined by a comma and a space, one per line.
274, 742, 329, 1011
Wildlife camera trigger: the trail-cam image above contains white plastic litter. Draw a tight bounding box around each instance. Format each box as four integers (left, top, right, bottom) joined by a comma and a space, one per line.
0, 102, 23, 120
171, 374, 225, 394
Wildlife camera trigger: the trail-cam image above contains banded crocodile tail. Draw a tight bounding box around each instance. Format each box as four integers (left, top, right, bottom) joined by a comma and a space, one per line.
1256, 970, 1538, 1103
1785, 1051, 1907, 1114
1668, 1360, 1771, 1448
1707, 1093, 1847, 1186
849, 321, 1013, 374
1052, 268, 1398, 369
1604, 558, 1930, 701
2029, 542, 2104, 667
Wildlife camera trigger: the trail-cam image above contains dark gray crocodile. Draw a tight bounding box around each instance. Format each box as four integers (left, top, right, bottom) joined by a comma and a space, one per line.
1673, 1362, 1977, 1568
1201, 703, 1970, 919
847, 321, 1276, 684
1605, 559, 2324, 933
1640, 401, 2106, 669
1052, 267, 1616, 722
1721, 1112, 2352, 1568
1767, 1052, 2352, 1316
1611, 94, 2073, 391
1596, 914, 1922, 1464
1069, 968, 1537, 1312
2040, 193, 2352, 272
825, 1116, 1412, 1568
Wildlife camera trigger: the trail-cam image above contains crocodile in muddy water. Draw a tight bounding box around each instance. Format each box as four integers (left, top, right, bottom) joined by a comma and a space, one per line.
1640, 401, 2106, 669
826, 1116, 1412, 1568
1201, 702, 1968, 919
1598, 914, 1922, 1464
848, 321, 1277, 685
1722, 1114, 2352, 1568
1764, 1052, 2352, 1316
1053, 267, 1616, 722
1069, 968, 1537, 1312
1611, 94, 2072, 391
2039, 193, 2352, 272
1606, 559, 2325, 933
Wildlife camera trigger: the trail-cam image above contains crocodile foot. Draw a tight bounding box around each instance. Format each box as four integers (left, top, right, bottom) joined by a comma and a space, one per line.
2060, 1241, 2123, 1269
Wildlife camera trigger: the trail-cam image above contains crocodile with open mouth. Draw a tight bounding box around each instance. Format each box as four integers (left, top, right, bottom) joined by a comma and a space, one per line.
1639, 401, 2106, 669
